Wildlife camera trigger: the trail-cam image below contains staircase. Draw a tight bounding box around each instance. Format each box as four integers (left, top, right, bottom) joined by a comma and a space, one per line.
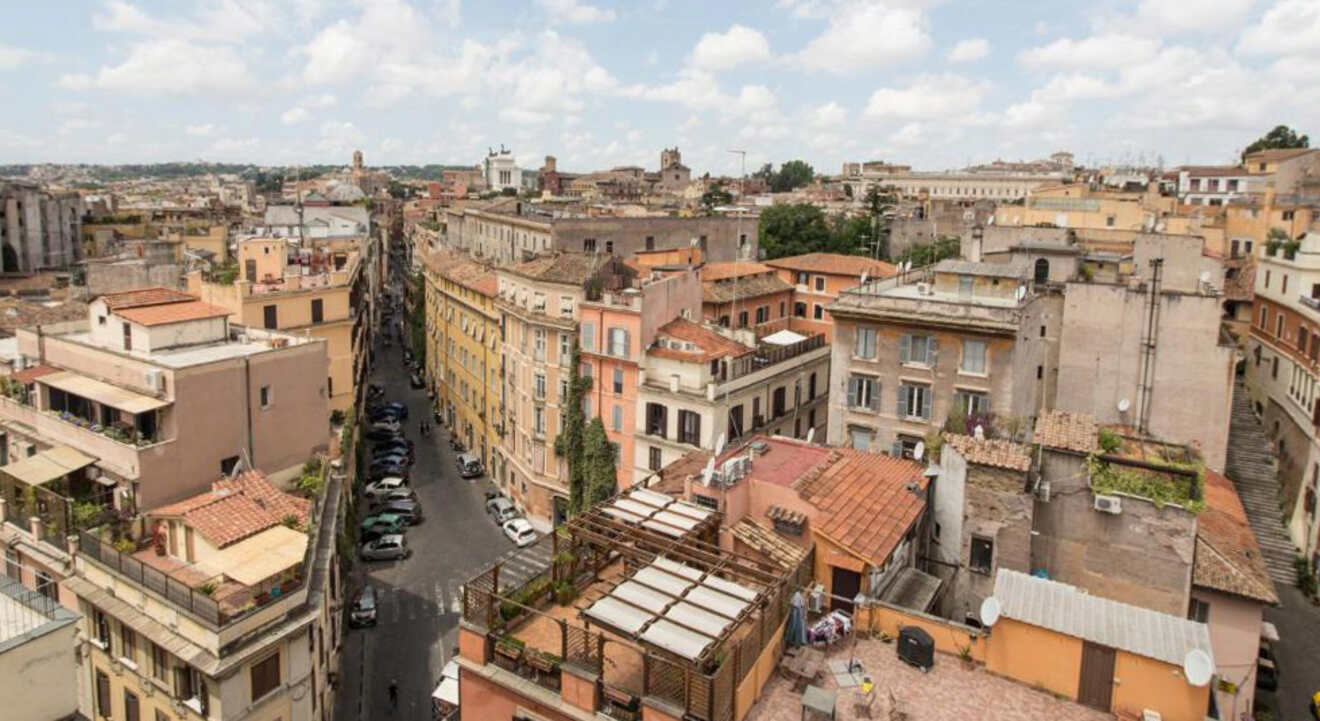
1226, 381, 1298, 586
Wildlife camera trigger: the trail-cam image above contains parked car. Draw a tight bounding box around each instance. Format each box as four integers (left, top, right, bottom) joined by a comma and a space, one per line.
369, 455, 410, 472
1257, 658, 1279, 692
368, 465, 409, 483
367, 407, 405, 423
360, 513, 407, 536
368, 402, 408, 420
360, 535, 410, 561
367, 383, 385, 397
502, 519, 537, 547
485, 497, 518, 524
364, 477, 408, 501
364, 428, 404, 444
372, 451, 412, 467
376, 499, 424, 524
368, 488, 419, 510
349, 584, 378, 627
456, 453, 483, 478
370, 420, 402, 434
410, 373, 425, 389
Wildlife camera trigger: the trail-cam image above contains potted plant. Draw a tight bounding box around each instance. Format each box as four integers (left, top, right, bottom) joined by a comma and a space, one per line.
494, 635, 525, 669
957, 641, 975, 670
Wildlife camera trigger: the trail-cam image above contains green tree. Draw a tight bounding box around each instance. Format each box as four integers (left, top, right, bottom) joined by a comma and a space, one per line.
554, 345, 589, 514
1242, 125, 1309, 160
772, 160, 814, 192
701, 182, 733, 211
898, 235, 961, 267
409, 272, 427, 365
862, 184, 900, 260
581, 418, 618, 508
758, 203, 833, 259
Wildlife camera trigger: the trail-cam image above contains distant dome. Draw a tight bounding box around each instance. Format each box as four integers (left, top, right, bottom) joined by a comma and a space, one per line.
325, 183, 366, 202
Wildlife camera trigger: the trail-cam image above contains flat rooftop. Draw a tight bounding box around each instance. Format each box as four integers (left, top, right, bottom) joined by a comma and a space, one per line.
0, 577, 76, 651
61, 326, 316, 368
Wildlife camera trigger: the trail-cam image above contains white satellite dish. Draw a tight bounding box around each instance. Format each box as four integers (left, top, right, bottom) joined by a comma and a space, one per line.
1117, 397, 1131, 413
1199, 270, 1212, 284
973, 424, 985, 440
979, 597, 1002, 627
805, 427, 816, 444
1182, 649, 1213, 687
714, 433, 726, 456
700, 457, 716, 487
913, 441, 925, 461
860, 272, 868, 285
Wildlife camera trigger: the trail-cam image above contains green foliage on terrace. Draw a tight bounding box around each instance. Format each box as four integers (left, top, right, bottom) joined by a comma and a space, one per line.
1086, 454, 1205, 513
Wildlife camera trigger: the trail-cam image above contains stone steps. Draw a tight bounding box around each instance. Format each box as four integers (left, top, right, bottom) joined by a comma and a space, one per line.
1226, 380, 1298, 586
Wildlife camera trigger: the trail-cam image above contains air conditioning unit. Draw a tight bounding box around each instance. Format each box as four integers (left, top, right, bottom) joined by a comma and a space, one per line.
1141, 711, 1162, 721
1094, 494, 1122, 514
1037, 479, 1051, 503
808, 584, 825, 614
142, 369, 164, 392
916, 282, 931, 295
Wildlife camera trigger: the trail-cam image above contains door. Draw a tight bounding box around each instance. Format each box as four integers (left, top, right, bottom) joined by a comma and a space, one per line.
1077, 641, 1116, 711
830, 566, 861, 613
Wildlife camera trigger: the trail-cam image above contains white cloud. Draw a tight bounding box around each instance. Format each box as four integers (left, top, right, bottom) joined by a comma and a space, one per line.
300, 20, 372, 83
93, 0, 281, 43
185, 123, 216, 136
317, 120, 366, 156
1019, 34, 1159, 69
281, 107, 309, 125
61, 39, 252, 94
795, 4, 931, 73
380, 137, 403, 153
58, 119, 102, 136
889, 122, 926, 147
1136, 0, 1252, 33
948, 38, 989, 63
1238, 0, 1320, 56
809, 101, 846, 127
106, 132, 127, 145
536, 0, 616, 24
305, 93, 337, 108
864, 74, 988, 121
689, 25, 771, 71
50, 100, 90, 116
0, 44, 36, 71
207, 136, 261, 157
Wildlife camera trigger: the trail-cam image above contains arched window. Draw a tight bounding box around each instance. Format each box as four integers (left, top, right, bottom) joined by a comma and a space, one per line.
1034, 258, 1050, 284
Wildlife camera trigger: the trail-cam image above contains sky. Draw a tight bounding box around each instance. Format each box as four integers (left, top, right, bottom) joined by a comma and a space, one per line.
1, 0, 1318, 176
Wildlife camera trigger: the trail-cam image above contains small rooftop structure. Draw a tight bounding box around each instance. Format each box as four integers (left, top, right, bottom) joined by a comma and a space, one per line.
764, 252, 897, 278
151, 470, 311, 548
944, 433, 1032, 472
650, 318, 753, 362
796, 448, 928, 567
1033, 410, 1099, 454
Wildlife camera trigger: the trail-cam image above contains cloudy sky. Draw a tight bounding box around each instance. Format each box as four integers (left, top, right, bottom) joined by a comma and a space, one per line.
2, 0, 1318, 175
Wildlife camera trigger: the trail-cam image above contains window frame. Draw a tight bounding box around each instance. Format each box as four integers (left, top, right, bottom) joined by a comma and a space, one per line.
959, 340, 988, 376
249, 652, 281, 703
969, 535, 994, 575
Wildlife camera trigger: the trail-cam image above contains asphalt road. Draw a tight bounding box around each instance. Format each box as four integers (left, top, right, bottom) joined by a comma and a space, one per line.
1259, 583, 1320, 721
334, 324, 550, 721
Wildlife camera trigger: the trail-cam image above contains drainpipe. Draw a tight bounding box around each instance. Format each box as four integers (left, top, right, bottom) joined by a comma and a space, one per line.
243, 356, 255, 469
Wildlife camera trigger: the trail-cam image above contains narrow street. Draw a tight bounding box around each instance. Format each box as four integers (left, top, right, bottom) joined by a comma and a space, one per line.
333, 315, 548, 720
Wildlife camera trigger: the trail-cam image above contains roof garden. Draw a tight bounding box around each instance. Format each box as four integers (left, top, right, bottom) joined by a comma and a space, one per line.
1087, 428, 1204, 512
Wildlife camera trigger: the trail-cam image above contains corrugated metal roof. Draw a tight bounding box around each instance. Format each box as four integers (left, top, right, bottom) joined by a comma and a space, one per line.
993, 569, 1213, 667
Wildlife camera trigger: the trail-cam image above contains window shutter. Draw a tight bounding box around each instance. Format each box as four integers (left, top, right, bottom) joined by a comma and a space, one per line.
847, 377, 859, 407
891, 441, 903, 457
898, 385, 910, 416
928, 338, 939, 365
174, 667, 188, 699
868, 381, 880, 412
854, 332, 864, 357
921, 388, 932, 419
622, 330, 631, 357
899, 334, 910, 363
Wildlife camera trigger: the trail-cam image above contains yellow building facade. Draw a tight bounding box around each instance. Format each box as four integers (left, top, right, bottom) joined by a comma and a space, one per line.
424, 252, 503, 474
994, 183, 1176, 231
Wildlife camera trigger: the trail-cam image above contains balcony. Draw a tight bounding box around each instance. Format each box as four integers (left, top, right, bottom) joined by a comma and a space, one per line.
0, 395, 173, 481
1301, 295, 1320, 311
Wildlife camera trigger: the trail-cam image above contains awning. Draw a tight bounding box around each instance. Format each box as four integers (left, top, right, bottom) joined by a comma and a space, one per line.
212, 525, 307, 586
432, 677, 459, 706
1, 445, 97, 486
41, 371, 169, 414
761, 329, 808, 346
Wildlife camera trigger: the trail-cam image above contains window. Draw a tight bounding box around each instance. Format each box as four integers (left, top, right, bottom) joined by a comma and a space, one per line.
613, 367, 624, 393
607, 328, 629, 357
1105, 215, 1115, 227
605, 240, 614, 255
646, 403, 668, 438
250, 652, 280, 701
123, 321, 132, 351
560, 296, 573, 317
796, 271, 808, 285
955, 390, 990, 416
311, 298, 323, 323
645, 235, 655, 251
534, 373, 546, 399
581, 322, 595, 351
755, 306, 768, 324
814, 276, 825, 291
533, 407, 545, 435
96, 670, 111, 718
220, 456, 240, 475
649, 446, 663, 471
152, 644, 170, 682
1277, 314, 1285, 339
779, 301, 786, 317
583, 238, 597, 253
898, 383, 932, 420
854, 328, 877, 359
263, 305, 277, 329
94, 608, 111, 647
900, 334, 935, 366
809, 372, 817, 400
259, 385, 271, 409
4, 548, 17, 580
794, 302, 806, 317
534, 329, 546, 361
678, 410, 701, 446
1284, 210, 1295, 221
121, 625, 137, 663
969, 536, 993, 574
692, 494, 719, 510
813, 304, 823, 320
738, 311, 748, 328
1188, 598, 1209, 623
35, 570, 55, 600
847, 376, 879, 412
1272, 356, 1279, 379
728, 405, 744, 439
125, 690, 140, 721
848, 426, 872, 451
559, 333, 571, 363
611, 404, 623, 432
960, 340, 988, 375
958, 275, 973, 297
1036, 365, 1043, 379
1259, 306, 1268, 328
1284, 275, 1290, 294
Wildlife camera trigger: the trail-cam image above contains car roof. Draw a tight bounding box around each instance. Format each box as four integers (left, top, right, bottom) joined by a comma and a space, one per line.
378, 534, 404, 543
369, 513, 401, 521
371, 477, 405, 485
506, 518, 532, 530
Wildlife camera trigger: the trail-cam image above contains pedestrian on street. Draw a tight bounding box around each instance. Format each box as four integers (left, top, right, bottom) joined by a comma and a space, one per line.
387, 679, 399, 710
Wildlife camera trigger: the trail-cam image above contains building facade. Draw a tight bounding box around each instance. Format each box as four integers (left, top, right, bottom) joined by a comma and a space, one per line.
0, 180, 83, 272
764, 253, 898, 341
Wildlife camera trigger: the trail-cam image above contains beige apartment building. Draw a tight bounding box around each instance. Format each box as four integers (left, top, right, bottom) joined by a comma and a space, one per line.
67, 467, 343, 721
189, 237, 366, 413
993, 182, 1176, 232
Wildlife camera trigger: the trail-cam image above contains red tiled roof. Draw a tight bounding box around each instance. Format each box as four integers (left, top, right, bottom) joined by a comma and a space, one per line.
151, 470, 311, 548
943, 433, 1031, 472
1195, 471, 1278, 604
1244, 148, 1317, 162
649, 318, 753, 362
701, 261, 773, 281
12, 364, 59, 384
115, 299, 232, 327
1033, 410, 1098, 453
99, 287, 197, 310
765, 253, 898, 278
796, 449, 928, 567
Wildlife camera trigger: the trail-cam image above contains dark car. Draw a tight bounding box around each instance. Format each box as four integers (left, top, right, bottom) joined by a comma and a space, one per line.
349, 584, 378, 627
370, 402, 408, 420
364, 428, 404, 444
372, 451, 412, 467
376, 499, 423, 524
367, 408, 404, 423
372, 443, 413, 460
368, 465, 409, 482
368, 488, 419, 511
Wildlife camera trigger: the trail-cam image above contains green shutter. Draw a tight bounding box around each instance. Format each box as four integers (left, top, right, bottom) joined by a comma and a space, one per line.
899, 334, 910, 363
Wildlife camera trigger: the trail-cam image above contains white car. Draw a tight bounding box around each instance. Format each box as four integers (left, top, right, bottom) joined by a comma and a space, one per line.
364, 477, 408, 501
502, 519, 537, 548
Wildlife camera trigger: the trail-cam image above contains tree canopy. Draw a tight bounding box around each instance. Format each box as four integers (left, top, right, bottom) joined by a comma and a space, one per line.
700, 182, 733, 211
753, 160, 815, 193
1243, 125, 1309, 160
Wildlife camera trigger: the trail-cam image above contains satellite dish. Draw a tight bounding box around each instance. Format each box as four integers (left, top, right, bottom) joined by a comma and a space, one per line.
973, 424, 985, 440
860, 271, 868, 285
700, 457, 715, 487
1117, 397, 1131, 413
1183, 649, 1213, 687
1199, 270, 1212, 283
979, 597, 1001, 627
913, 441, 925, 461
805, 427, 815, 444
714, 433, 726, 456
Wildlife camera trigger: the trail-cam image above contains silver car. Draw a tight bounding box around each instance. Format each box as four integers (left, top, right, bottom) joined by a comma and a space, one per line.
360, 534, 410, 562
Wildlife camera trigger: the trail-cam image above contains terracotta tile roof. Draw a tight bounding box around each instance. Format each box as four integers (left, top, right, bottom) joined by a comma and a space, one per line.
650, 448, 711, 494
764, 252, 898, 278
943, 434, 1032, 472
440, 258, 498, 296
1244, 148, 1317, 162
151, 470, 311, 548
11, 364, 59, 384
506, 251, 609, 285
649, 318, 753, 362
115, 299, 232, 327
1179, 165, 1248, 177
701, 261, 773, 281
1194, 471, 1279, 604
99, 287, 197, 310
1033, 410, 1098, 453
702, 273, 793, 304
731, 518, 808, 570
0, 298, 89, 335
796, 449, 928, 567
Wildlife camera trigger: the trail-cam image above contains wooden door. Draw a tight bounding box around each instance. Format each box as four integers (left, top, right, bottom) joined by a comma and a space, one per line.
830, 566, 861, 613
1077, 641, 1116, 711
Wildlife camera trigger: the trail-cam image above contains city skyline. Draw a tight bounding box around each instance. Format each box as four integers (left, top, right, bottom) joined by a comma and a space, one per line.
1, 0, 1318, 174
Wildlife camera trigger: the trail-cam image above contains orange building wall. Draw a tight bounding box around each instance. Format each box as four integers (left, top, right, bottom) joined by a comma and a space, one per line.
856, 603, 988, 664
770, 269, 866, 342
984, 617, 1082, 699
580, 304, 641, 489
1111, 652, 1209, 721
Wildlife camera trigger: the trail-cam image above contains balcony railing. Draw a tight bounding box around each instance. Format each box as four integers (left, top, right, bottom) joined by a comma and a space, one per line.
1301, 295, 1320, 311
